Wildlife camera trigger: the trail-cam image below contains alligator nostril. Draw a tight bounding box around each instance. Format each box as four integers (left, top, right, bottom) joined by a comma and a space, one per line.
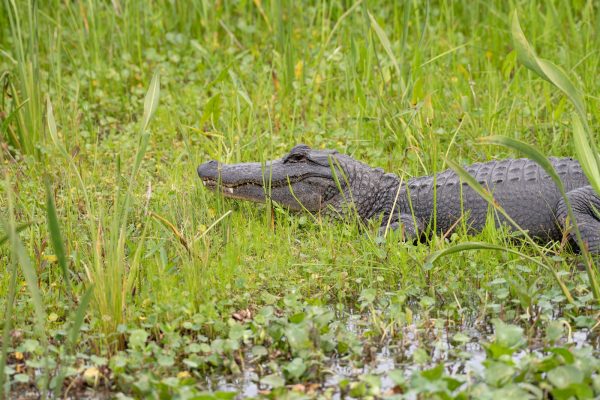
197, 160, 222, 179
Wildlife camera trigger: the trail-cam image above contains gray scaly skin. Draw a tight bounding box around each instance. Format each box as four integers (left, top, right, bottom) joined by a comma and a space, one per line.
197, 144, 600, 253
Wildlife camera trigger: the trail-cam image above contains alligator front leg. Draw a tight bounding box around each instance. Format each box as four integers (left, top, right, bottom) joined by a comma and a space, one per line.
557, 185, 600, 254
378, 213, 424, 241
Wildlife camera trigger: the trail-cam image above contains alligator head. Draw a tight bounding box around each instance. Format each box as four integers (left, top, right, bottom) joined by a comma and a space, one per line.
197, 144, 398, 220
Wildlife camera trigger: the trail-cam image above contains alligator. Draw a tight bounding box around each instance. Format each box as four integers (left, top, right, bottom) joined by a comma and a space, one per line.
197, 144, 600, 253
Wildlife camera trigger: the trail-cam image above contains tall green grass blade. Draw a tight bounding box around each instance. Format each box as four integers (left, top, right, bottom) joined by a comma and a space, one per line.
444, 159, 502, 217
1, 171, 50, 395
67, 285, 94, 347
0, 217, 47, 335
125, 221, 149, 297
46, 96, 59, 146
126, 72, 160, 203
3, 219, 49, 336
46, 96, 70, 159
45, 179, 71, 297
368, 11, 401, 78
0, 230, 19, 398
53, 285, 94, 397
368, 11, 406, 95
428, 242, 539, 270
46, 97, 93, 211
572, 114, 600, 195
141, 72, 161, 133
306, 0, 362, 112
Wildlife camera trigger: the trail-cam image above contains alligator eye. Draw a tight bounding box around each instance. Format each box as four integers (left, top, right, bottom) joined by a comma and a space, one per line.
285, 153, 307, 163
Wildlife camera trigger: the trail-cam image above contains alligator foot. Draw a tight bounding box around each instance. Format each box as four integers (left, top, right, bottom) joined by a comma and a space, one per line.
378, 213, 424, 242
557, 185, 600, 254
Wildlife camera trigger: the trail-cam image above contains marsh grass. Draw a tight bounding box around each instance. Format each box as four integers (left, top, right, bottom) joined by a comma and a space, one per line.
1, 0, 600, 396
2, 0, 43, 159
1, 158, 49, 397
81, 73, 160, 349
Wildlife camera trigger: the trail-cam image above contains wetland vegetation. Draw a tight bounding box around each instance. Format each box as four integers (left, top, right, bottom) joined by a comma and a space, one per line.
1, 1, 599, 398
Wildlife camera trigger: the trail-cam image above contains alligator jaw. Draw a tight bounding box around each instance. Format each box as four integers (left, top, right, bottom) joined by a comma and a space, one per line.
198, 172, 334, 209
200, 178, 275, 202
200, 178, 234, 194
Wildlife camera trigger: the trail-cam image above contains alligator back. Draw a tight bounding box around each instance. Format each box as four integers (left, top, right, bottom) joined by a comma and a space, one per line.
403, 158, 589, 240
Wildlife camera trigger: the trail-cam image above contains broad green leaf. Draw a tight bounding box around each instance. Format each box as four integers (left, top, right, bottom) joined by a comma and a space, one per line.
283, 357, 307, 380
288, 312, 305, 324
388, 369, 406, 386
421, 364, 444, 381
128, 329, 149, 350
261, 373, 285, 388
492, 319, 525, 350
359, 288, 377, 306
547, 347, 575, 365
546, 321, 566, 343
349, 382, 368, 398
284, 325, 312, 352
251, 345, 268, 357
484, 361, 515, 386
14, 374, 29, 383
547, 365, 584, 389
157, 354, 175, 367
214, 392, 237, 400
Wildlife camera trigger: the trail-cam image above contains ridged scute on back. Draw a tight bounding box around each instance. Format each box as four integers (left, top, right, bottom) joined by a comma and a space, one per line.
399, 157, 589, 241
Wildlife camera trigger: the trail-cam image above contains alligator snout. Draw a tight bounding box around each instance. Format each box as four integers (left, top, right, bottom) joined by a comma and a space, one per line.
197, 160, 219, 179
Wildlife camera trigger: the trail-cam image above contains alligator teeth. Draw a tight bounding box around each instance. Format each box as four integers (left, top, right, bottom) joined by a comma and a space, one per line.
202, 180, 207, 186
226, 188, 234, 194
